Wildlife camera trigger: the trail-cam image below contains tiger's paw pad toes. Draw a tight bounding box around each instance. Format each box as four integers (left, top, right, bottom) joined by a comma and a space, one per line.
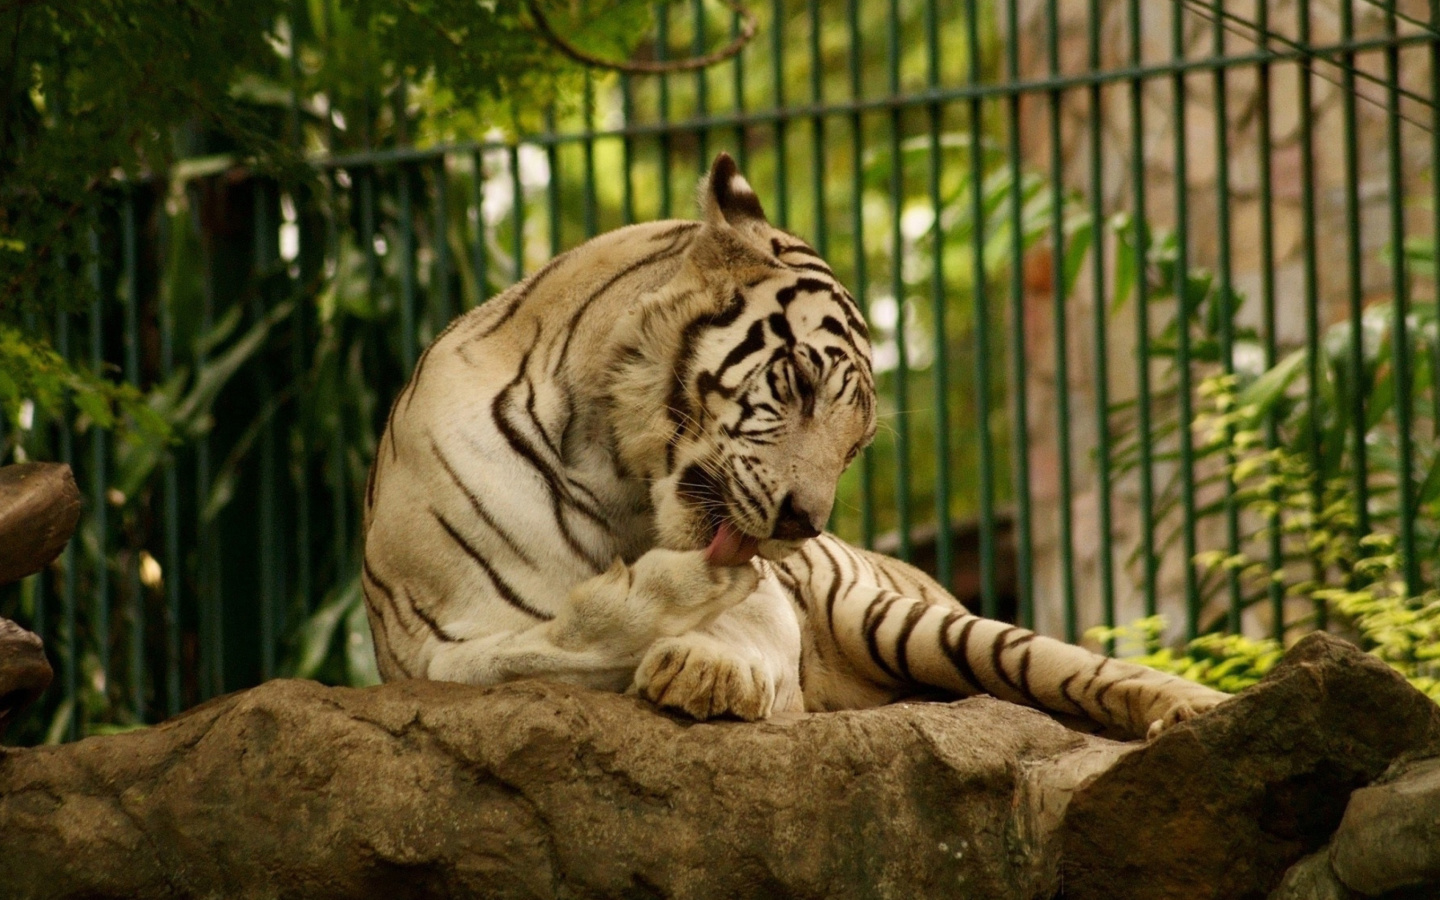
1144, 695, 1226, 740
635, 637, 775, 722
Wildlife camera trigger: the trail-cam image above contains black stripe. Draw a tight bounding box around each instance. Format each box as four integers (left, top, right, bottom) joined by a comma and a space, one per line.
477, 248, 574, 339
432, 509, 554, 622
817, 314, 863, 358
364, 456, 379, 512
428, 437, 537, 568
1058, 672, 1084, 714
665, 288, 737, 468
773, 277, 835, 308
401, 340, 438, 411
727, 457, 769, 522
891, 600, 929, 683
523, 378, 565, 462
492, 340, 609, 570
552, 224, 699, 372
361, 558, 420, 640
836, 292, 870, 341
991, 627, 1042, 706
940, 614, 987, 695
862, 591, 903, 680
711, 318, 769, 387
1099, 672, 1144, 733
815, 538, 847, 639
364, 556, 451, 642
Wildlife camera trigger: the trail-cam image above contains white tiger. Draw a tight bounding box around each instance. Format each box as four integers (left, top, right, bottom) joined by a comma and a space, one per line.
361, 153, 1226, 739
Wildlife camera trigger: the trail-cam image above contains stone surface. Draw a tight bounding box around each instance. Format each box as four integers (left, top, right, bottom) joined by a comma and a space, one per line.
0, 618, 52, 739
1058, 633, 1440, 900
1267, 851, 1358, 900
0, 632, 1435, 900
0, 679, 1098, 900
1331, 756, 1440, 896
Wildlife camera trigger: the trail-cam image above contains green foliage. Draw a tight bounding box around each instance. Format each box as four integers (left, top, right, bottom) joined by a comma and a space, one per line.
1095, 586, 1440, 703
1098, 224, 1440, 704
1088, 616, 1283, 695
1106, 217, 1439, 628
286, 574, 379, 686
0, 325, 168, 449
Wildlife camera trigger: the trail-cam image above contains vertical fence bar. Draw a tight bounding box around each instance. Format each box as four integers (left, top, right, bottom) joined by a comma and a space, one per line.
289, 0, 312, 633
1384, 0, 1419, 595
434, 157, 453, 325
294, 177, 316, 619
927, 0, 953, 594
159, 205, 181, 716
1087, 0, 1114, 645
694, 0, 710, 171
121, 189, 144, 717
621, 77, 637, 227
887, 0, 912, 562
398, 163, 418, 374
965, 0, 995, 615
328, 423, 349, 581
1297, 0, 1327, 630
1255, 0, 1286, 640
659, 6, 674, 218
809, 0, 828, 260
1171, 2, 1200, 640
1005, 0, 1034, 627
1210, 0, 1242, 632
193, 188, 222, 699
848, 0, 875, 549
55, 302, 78, 738
1431, 1, 1440, 445
361, 168, 378, 301
1126, 0, 1155, 627
770, 0, 789, 228
1339, 0, 1371, 541
731, 9, 748, 172
583, 76, 598, 239
471, 151, 491, 304
87, 224, 110, 705
253, 180, 278, 681
1045, 0, 1075, 632
546, 108, 562, 257
510, 146, 524, 282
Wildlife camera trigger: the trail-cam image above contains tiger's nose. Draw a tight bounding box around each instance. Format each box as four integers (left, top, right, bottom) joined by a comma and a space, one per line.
771, 493, 825, 541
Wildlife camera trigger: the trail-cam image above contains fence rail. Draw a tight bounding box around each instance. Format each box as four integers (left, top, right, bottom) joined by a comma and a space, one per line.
4, 0, 1438, 744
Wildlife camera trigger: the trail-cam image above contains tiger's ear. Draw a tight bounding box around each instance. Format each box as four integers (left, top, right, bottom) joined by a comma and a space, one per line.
700, 152, 769, 229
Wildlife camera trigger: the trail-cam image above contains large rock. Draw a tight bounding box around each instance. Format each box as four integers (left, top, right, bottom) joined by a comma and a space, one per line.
0, 632, 1434, 899
1330, 756, 1440, 895
0, 678, 1098, 900
0, 618, 52, 739
0, 462, 81, 585
1059, 632, 1440, 900
1266, 850, 1359, 900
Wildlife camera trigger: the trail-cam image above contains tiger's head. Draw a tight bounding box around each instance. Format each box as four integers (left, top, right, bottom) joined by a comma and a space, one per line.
613, 154, 876, 566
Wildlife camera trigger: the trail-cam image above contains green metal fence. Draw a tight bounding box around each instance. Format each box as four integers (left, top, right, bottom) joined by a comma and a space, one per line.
4, 0, 1439, 743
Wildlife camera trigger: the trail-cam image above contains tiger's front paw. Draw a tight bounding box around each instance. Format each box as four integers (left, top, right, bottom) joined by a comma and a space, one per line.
631, 549, 760, 637
634, 633, 778, 721
1144, 688, 1229, 740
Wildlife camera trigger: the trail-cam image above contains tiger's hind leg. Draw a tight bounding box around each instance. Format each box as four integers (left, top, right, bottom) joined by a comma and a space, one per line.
632, 570, 804, 721
793, 536, 1227, 740
829, 584, 1226, 739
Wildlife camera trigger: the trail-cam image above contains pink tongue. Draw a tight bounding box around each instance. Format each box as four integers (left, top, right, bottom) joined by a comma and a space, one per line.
704, 521, 761, 567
